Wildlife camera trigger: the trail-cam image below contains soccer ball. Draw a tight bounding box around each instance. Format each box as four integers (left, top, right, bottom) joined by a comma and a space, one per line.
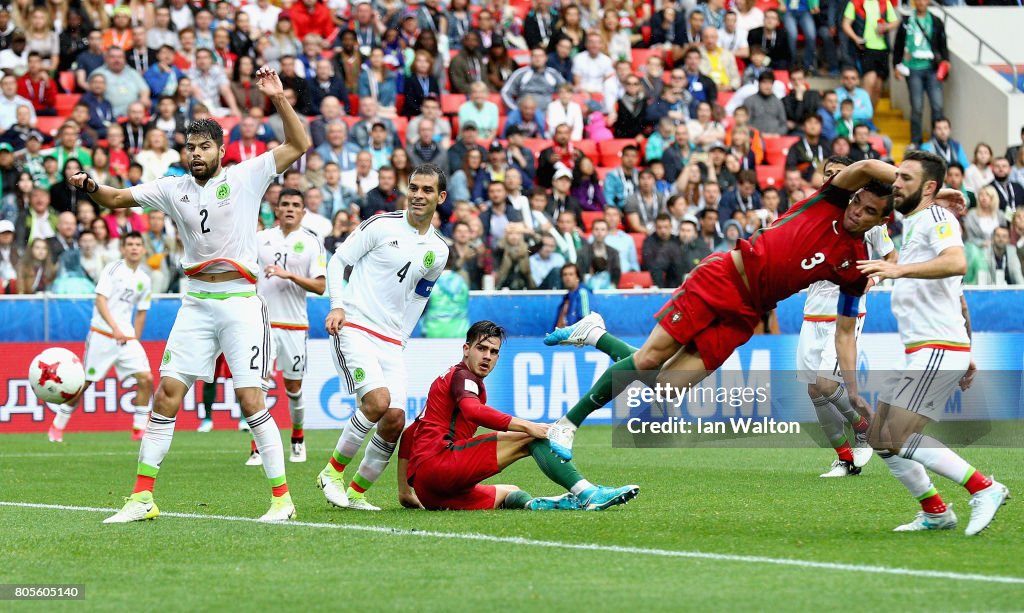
29, 347, 86, 405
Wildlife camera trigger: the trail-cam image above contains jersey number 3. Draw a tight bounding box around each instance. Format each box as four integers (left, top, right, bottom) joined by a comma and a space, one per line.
801, 252, 825, 270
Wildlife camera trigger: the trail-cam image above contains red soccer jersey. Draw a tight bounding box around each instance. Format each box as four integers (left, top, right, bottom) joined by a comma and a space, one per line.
738, 182, 870, 311
406, 362, 513, 479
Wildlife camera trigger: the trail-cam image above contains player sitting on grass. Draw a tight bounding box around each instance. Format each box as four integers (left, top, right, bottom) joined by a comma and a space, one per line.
397, 320, 639, 511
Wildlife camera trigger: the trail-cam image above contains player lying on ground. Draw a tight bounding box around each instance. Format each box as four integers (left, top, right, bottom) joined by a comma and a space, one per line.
544, 158, 911, 463
856, 150, 1009, 535
397, 320, 639, 511
69, 66, 310, 523
798, 156, 897, 478
47, 232, 154, 443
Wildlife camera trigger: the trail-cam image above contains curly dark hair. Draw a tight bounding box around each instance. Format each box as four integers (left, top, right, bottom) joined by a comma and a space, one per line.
185, 118, 224, 148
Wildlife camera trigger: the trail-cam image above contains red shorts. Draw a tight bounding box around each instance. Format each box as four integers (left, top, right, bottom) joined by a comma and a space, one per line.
655, 252, 761, 372
411, 433, 501, 511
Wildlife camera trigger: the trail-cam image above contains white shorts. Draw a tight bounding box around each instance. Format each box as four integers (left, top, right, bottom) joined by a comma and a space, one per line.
270, 326, 308, 380
161, 291, 270, 390
795, 317, 864, 384
878, 347, 971, 421
329, 325, 407, 411
84, 331, 150, 382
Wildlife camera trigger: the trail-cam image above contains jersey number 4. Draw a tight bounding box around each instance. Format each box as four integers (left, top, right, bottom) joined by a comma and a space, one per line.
801, 252, 825, 270
396, 261, 411, 283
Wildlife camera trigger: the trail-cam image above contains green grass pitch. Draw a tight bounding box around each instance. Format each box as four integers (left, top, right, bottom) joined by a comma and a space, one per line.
1, 427, 1021, 610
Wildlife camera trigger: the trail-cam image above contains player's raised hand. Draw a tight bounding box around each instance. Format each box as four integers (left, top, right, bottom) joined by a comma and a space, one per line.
324, 307, 347, 336
67, 171, 96, 193
851, 393, 874, 420
255, 66, 284, 98
857, 259, 903, 280
959, 360, 977, 391
933, 188, 967, 217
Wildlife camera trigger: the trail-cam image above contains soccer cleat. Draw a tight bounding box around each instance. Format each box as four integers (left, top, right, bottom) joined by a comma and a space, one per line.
965, 479, 1010, 536
245, 450, 262, 466
197, 419, 214, 433
103, 491, 160, 524
527, 493, 581, 511
547, 420, 577, 461
820, 459, 861, 478
47, 425, 63, 443
577, 484, 640, 511
258, 493, 296, 522
316, 467, 350, 508
131, 427, 145, 441
289, 442, 306, 463
345, 488, 381, 511
893, 505, 957, 532
852, 432, 873, 468
237, 420, 250, 432
544, 312, 606, 347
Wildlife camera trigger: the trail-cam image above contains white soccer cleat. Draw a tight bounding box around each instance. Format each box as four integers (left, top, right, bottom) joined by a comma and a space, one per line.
316, 467, 350, 508
258, 493, 296, 522
103, 492, 160, 524
852, 433, 873, 468
965, 479, 1010, 536
289, 442, 306, 463
245, 450, 262, 466
197, 419, 213, 433
47, 425, 63, 443
543, 312, 606, 347
238, 420, 250, 432
819, 459, 861, 478
893, 505, 957, 532
345, 490, 381, 511
546, 419, 577, 461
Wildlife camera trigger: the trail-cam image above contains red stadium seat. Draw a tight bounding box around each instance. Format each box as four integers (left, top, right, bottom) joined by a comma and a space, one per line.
341, 115, 359, 128
716, 90, 733, 110
618, 271, 653, 289
631, 47, 658, 67
772, 70, 791, 92
349, 94, 359, 116
581, 210, 603, 233
595, 166, 611, 181
598, 139, 635, 167
58, 71, 76, 93
868, 135, 888, 156
35, 116, 65, 136
55, 93, 80, 116
391, 116, 409, 146
441, 93, 464, 116
763, 135, 798, 166
630, 232, 646, 266
520, 138, 548, 158
756, 164, 786, 190
508, 48, 530, 66
212, 115, 239, 135
487, 92, 504, 112
576, 139, 598, 161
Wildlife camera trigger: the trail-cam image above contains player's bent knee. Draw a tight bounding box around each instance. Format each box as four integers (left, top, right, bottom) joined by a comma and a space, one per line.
359, 387, 391, 420
815, 378, 838, 396
235, 387, 266, 415
377, 408, 406, 440
153, 377, 188, 416
283, 378, 302, 394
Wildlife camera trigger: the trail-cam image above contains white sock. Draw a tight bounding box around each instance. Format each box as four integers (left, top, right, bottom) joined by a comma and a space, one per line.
879, 451, 934, 499
132, 402, 151, 430
331, 409, 375, 470
555, 415, 577, 430
352, 433, 396, 493
246, 408, 287, 490
138, 413, 176, 470
584, 327, 605, 347
811, 395, 846, 447
51, 401, 74, 430
900, 433, 973, 485
287, 390, 304, 435
569, 479, 595, 496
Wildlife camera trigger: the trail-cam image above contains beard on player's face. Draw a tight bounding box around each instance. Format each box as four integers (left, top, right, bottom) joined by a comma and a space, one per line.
895, 184, 924, 215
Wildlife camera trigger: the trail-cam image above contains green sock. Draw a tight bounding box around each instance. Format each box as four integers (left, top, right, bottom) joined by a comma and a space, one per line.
565, 354, 637, 427
596, 333, 638, 362
202, 379, 217, 420
501, 489, 533, 509
529, 440, 585, 490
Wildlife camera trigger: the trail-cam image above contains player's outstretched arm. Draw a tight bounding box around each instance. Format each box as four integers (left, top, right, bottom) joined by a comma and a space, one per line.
67, 172, 136, 210
959, 294, 976, 391
858, 246, 966, 280
834, 314, 871, 418
830, 159, 898, 192
258, 66, 312, 174
508, 417, 550, 439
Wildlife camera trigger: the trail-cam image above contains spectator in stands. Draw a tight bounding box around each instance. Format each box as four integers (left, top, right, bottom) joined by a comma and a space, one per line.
662, 123, 696, 184
16, 238, 54, 293
49, 158, 87, 215
147, 6, 179, 52
77, 79, 112, 141
187, 48, 239, 117
146, 96, 187, 149
1004, 126, 1024, 165
834, 66, 873, 129
611, 74, 647, 140
641, 213, 683, 288
91, 46, 150, 118
459, 82, 500, 141
698, 27, 740, 92
117, 102, 147, 156
401, 50, 441, 118
449, 220, 487, 289
140, 210, 177, 293
624, 170, 666, 235
16, 187, 56, 246
495, 223, 534, 290
728, 127, 759, 170
849, 123, 882, 162
550, 209, 583, 265
716, 219, 746, 253
486, 41, 516, 94
649, 5, 683, 48
893, 0, 947, 148
308, 57, 348, 115
783, 66, 821, 135
964, 143, 995, 195
361, 166, 401, 220
73, 29, 105, 90
543, 165, 579, 222
448, 31, 485, 96
2, 170, 32, 220
0, 74, 32, 130
674, 9, 706, 60
747, 8, 790, 69
781, 167, 805, 212
504, 126, 537, 186
645, 84, 689, 132
356, 49, 397, 116
573, 32, 614, 98
502, 47, 564, 113
242, 0, 281, 36
481, 181, 523, 248
546, 83, 584, 142
16, 52, 53, 116
745, 72, 787, 137
365, 122, 395, 170
323, 208, 351, 255
786, 114, 829, 180
944, 162, 976, 209
407, 117, 450, 175
24, 9, 58, 70
985, 226, 1023, 286
568, 156, 604, 213
0, 219, 17, 293
676, 50, 714, 117
46, 211, 78, 264
987, 157, 1024, 212
817, 90, 839, 141
835, 98, 855, 140
223, 117, 268, 168
506, 95, 547, 140
0, 30, 28, 76
719, 170, 762, 222
1, 103, 34, 152
43, 127, 91, 176
679, 216, 712, 276
407, 95, 452, 148
601, 206, 640, 273
128, 25, 156, 74
964, 185, 1004, 250
319, 162, 345, 218
602, 60, 633, 117
553, 263, 591, 326
686, 101, 726, 151
697, 207, 722, 251
316, 120, 360, 171
350, 97, 400, 151
530, 234, 566, 289
104, 205, 146, 242
136, 129, 180, 183
547, 36, 574, 84
536, 123, 582, 189
293, 1, 333, 47
310, 96, 344, 150
145, 45, 185, 107
782, 0, 820, 74
74, 230, 105, 283
720, 11, 750, 59
524, 0, 558, 51
89, 217, 119, 261
921, 117, 970, 168
842, 0, 897, 107
577, 218, 619, 289
604, 145, 641, 210
341, 151, 378, 211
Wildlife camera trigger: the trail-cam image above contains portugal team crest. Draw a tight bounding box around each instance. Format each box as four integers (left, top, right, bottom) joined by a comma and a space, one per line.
353, 368, 365, 383
423, 251, 435, 268
216, 183, 231, 200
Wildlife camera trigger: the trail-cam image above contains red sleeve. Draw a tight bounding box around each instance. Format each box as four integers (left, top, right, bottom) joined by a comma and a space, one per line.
15, 77, 28, 101
43, 79, 56, 109
456, 396, 513, 432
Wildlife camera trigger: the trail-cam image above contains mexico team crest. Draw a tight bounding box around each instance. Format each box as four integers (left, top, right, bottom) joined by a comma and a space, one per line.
216, 183, 231, 200
353, 367, 365, 383
293, 241, 305, 254
423, 251, 435, 268
161, 350, 171, 365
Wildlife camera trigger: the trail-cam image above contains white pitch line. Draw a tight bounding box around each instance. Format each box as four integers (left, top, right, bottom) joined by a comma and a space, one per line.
2, 501, 1022, 586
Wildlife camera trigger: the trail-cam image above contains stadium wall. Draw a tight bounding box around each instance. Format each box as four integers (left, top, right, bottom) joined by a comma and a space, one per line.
3, 332, 1022, 434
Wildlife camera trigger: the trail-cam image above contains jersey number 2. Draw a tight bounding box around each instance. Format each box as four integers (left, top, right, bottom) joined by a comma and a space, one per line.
396, 261, 411, 283
801, 252, 825, 270
199, 209, 211, 234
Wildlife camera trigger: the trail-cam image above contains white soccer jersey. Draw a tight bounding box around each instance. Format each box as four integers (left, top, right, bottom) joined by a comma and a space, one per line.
128, 152, 278, 283
90, 260, 152, 337
257, 226, 327, 329
328, 211, 449, 344
891, 205, 970, 352
802, 224, 894, 320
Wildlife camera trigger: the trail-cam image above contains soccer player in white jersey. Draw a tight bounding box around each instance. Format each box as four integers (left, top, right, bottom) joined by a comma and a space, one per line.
250, 187, 327, 464
798, 156, 897, 478
317, 163, 450, 511
67, 66, 311, 524
47, 232, 154, 443
857, 151, 1009, 535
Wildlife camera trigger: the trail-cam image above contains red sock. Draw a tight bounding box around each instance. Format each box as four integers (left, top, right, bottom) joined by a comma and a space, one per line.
835, 443, 854, 463
329, 456, 346, 472
272, 483, 289, 497
250, 439, 257, 453
853, 417, 869, 433
133, 475, 155, 494
920, 492, 947, 514
349, 480, 367, 494
291, 428, 304, 443
964, 470, 992, 495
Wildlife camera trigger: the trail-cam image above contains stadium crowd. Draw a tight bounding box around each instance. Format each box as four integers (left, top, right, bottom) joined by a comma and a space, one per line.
0, 0, 1022, 301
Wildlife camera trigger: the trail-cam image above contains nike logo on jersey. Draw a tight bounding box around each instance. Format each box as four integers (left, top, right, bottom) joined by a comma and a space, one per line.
832, 220, 839, 235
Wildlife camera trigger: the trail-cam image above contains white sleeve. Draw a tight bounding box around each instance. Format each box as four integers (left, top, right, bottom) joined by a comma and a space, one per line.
929, 212, 964, 253
866, 225, 895, 258
128, 176, 174, 214
94, 263, 116, 298
137, 275, 152, 311
400, 247, 449, 338
309, 236, 327, 279
327, 222, 379, 309
234, 152, 279, 205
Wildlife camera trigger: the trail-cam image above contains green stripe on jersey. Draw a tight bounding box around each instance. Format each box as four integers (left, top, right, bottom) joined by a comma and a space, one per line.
187, 291, 257, 300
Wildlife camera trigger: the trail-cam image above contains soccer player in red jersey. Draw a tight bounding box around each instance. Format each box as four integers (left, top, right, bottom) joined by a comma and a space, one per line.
544, 158, 966, 461
397, 320, 639, 511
